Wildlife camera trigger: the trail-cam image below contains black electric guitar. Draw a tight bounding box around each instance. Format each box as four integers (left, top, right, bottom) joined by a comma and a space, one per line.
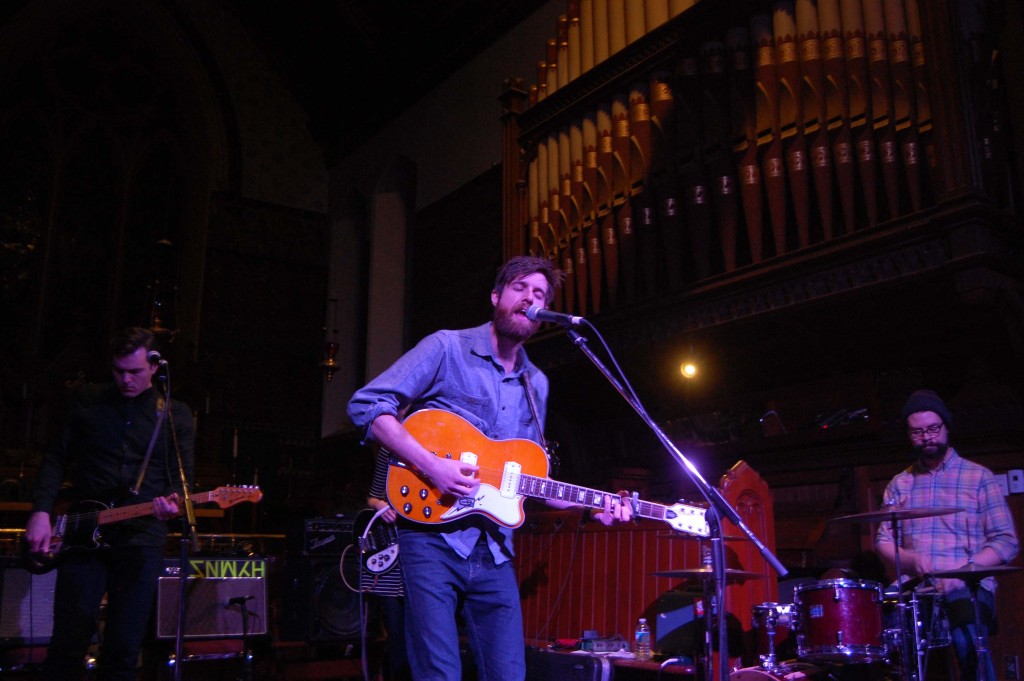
386, 409, 709, 536
24, 485, 263, 574
352, 507, 400, 575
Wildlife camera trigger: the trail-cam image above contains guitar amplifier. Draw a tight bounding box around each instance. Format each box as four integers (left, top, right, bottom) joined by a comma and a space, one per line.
0, 558, 57, 645
525, 648, 613, 681
158, 557, 267, 639
302, 517, 355, 557
157, 575, 267, 639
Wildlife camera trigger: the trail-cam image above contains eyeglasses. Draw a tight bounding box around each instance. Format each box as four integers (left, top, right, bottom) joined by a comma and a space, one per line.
908, 423, 943, 440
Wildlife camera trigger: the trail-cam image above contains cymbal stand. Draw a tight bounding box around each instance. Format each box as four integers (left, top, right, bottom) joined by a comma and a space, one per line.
563, 326, 788, 681
696, 520, 726, 681
964, 571, 993, 681
888, 513, 918, 681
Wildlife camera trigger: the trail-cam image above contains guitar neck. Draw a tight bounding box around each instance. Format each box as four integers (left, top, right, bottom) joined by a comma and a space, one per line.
519, 474, 665, 522
95, 491, 213, 526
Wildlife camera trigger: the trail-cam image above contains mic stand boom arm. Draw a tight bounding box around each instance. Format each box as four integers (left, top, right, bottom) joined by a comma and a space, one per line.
564, 328, 787, 681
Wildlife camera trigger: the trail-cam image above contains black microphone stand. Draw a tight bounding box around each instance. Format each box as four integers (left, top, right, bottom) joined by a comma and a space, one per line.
160, 363, 200, 681
562, 325, 787, 681
226, 596, 256, 681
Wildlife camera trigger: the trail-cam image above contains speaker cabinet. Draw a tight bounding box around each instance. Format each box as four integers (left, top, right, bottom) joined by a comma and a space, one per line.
653, 589, 701, 657
0, 560, 56, 645
157, 577, 267, 639
279, 555, 363, 642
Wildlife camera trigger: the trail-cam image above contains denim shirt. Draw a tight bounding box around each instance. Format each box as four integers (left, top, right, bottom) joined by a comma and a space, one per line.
347, 322, 549, 563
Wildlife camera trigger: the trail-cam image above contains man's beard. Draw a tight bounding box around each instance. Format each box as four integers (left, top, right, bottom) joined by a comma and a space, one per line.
494, 306, 536, 343
915, 440, 949, 462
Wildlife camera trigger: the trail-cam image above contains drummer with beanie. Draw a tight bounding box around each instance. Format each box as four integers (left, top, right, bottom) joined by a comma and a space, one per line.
875, 389, 1019, 681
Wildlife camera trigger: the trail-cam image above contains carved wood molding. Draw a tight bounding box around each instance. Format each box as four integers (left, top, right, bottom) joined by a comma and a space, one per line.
528, 208, 1015, 370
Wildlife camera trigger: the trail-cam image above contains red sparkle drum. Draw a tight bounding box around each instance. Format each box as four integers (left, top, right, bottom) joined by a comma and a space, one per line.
793, 578, 887, 663
730, 662, 833, 680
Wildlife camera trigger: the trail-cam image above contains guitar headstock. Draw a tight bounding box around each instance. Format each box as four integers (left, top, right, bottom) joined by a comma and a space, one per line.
207, 485, 263, 508
665, 500, 711, 537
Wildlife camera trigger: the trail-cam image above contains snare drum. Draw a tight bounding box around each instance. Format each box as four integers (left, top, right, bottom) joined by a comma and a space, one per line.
908, 590, 951, 649
883, 589, 951, 662
793, 578, 886, 663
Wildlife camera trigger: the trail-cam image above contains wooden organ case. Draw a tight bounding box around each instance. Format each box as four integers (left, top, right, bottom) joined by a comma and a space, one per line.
501, 0, 1023, 668
501, 0, 1021, 314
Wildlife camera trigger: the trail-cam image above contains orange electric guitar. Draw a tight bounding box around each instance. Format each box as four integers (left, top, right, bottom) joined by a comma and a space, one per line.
385, 409, 709, 536
24, 485, 263, 574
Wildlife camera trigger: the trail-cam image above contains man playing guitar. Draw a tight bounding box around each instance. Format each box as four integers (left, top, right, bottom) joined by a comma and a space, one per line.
348, 256, 632, 681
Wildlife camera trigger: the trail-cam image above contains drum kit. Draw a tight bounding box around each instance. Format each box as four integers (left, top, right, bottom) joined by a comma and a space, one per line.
656, 506, 1022, 681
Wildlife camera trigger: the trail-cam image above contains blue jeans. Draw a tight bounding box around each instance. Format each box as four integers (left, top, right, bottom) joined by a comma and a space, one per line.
398, 530, 525, 681
946, 587, 996, 681
43, 545, 164, 681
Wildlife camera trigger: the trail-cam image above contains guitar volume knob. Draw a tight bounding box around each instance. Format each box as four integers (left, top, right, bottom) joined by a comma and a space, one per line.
402, 503, 412, 514
418, 488, 429, 500
400, 485, 410, 497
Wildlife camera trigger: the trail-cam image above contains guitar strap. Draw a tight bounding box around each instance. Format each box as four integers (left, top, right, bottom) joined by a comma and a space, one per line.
520, 370, 546, 449
521, 370, 560, 475
130, 392, 167, 496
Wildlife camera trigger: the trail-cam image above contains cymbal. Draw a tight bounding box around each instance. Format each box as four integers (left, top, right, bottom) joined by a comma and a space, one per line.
928, 564, 1024, 581
651, 567, 764, 582
829, 507, 965, 523
883, 582, 940, 598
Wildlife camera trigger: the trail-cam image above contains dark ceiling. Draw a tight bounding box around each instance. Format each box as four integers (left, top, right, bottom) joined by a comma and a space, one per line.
223, 0, 550, 163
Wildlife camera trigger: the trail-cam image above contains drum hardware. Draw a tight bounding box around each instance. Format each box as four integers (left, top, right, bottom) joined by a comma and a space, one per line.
882, 578, 938, 598
828, 507, 965, 524
883, 584, 952, 681
651, 567, 765, 583
927, 564, 1023, 580
752, 602, 793, 672
652, 560, 764, 681
729, 661, 826, 680
828, 505, 965, 681
928, 564, 1023, 681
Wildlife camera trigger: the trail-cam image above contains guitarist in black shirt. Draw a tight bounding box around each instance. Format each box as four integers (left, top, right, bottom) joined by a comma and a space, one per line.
24, 327, 194, 681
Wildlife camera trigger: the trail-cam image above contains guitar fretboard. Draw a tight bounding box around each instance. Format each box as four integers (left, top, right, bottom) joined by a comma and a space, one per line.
519, 474, 667, 521
95, 491, 218, 525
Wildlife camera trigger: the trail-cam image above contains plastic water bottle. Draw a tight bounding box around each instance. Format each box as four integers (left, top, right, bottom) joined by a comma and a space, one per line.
634, 617, 652, 660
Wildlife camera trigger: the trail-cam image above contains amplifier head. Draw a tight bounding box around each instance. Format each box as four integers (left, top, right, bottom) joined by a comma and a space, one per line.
302, 516, 355, 556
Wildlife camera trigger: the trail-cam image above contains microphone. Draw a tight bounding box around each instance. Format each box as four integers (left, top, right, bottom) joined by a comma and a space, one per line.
525, 304, 585, 327
147, 350, 168, 366
226, 595, 254, 607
